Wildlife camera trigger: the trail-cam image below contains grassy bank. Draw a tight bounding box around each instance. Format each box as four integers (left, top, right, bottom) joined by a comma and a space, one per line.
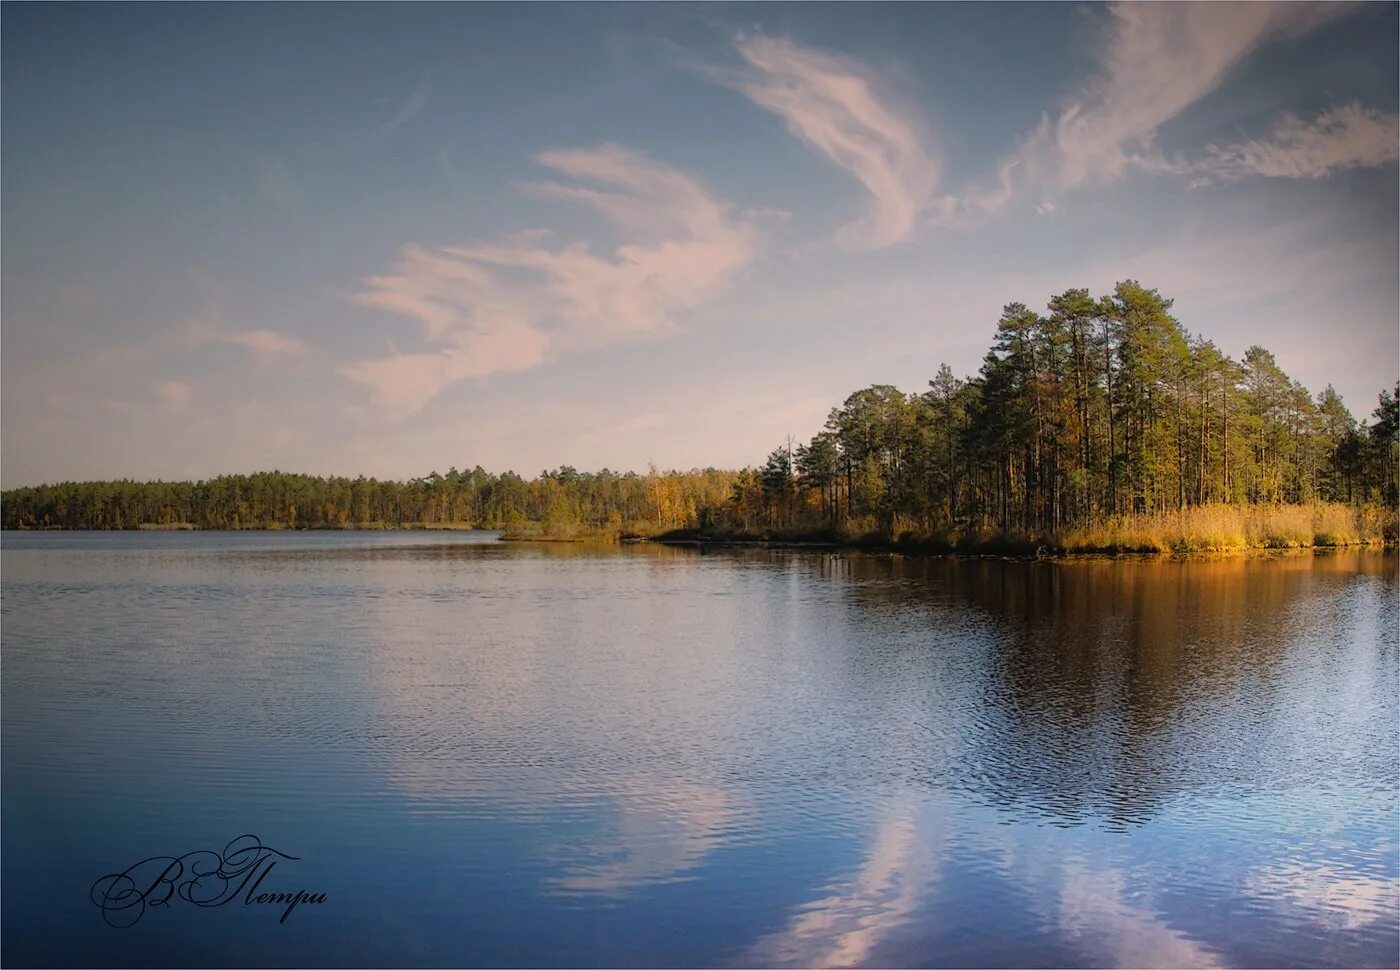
653, 503, 1398, 557
122, 521, 492, 531
1056, 503, 1395, 554
85, 503, 1398, 557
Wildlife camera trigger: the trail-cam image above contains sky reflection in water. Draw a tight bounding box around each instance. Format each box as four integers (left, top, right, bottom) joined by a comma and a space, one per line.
2, 533, 1395, 967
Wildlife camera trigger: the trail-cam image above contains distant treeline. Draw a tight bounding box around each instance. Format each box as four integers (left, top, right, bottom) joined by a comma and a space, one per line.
4, 280, 1397, 539
0, 466, 739, 533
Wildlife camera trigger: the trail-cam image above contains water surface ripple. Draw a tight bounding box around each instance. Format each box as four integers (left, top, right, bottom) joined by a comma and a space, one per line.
2, 532, 1396, 967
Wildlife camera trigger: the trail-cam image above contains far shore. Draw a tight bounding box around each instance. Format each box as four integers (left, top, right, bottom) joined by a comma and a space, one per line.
12, 523, 1391, 558
497, 529, 1394, 559
9, 501, 1397, 561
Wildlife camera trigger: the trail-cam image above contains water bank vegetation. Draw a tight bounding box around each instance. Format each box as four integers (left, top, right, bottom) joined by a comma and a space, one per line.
1055, 503, 1394, 555
4, 281, 1396, 554
0, 467, 740, 535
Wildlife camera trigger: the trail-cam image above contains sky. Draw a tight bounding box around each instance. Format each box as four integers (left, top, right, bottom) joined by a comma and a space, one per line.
3, 2, 1397, 488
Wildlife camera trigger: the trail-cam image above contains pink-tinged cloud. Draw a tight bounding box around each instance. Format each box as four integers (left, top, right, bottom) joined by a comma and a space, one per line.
215, 328, 307, 355
1191, 103, 1400, 183
729, 35, 938, 249
339, 322, 550, 415
341, 144, 755, 415
185, 310, 307, 357
154, 380, 192, 412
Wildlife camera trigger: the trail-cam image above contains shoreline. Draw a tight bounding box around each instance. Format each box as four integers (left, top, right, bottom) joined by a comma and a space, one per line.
500, 529, 1395, 560
8, 525, 1395, 561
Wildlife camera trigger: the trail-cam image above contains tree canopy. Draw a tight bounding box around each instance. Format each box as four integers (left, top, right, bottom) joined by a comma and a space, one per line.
4, 281, 1396, 536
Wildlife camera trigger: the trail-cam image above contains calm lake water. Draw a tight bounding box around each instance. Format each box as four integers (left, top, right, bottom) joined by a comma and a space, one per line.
2, 531, 1396, 968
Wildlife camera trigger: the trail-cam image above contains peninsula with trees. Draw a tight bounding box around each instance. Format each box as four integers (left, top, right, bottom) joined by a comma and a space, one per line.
5, 281, 1397, 555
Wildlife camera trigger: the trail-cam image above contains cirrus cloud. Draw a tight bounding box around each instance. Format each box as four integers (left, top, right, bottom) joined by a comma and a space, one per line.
212, 328, 307, 355
341, 144, 755, 416
184, 309, 307, 358
948, 1, 1367, 217
726, 35, 939, 249
1188, 102, 1400, 183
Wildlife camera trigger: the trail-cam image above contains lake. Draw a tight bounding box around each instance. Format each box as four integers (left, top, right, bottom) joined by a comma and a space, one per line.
2, 531, 1396, 968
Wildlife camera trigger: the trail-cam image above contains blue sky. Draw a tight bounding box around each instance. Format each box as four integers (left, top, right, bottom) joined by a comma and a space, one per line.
3, 2, 1397, 487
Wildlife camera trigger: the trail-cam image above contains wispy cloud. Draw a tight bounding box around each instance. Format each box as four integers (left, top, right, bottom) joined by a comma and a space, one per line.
342, 144, 755, 415
722, 8, 1370, 238
1186, 102, 1400, 183
1056, 862, 1224, 968
379, 76, 430, 136
546, 781, 737, 897
187, 310, 307, 357
726, 35, 938, 248
749, 805, 937, 968
953, 2, 1357, 215
154, 380, 192, 413
212, 328, 307, 355
1247, 861, 1398, 932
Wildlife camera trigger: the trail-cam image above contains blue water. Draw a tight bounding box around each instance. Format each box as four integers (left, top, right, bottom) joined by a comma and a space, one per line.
3, 532, 1396, 967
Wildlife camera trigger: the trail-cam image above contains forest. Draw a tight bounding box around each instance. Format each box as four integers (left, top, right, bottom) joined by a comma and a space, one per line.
4, 281, 1397, 551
